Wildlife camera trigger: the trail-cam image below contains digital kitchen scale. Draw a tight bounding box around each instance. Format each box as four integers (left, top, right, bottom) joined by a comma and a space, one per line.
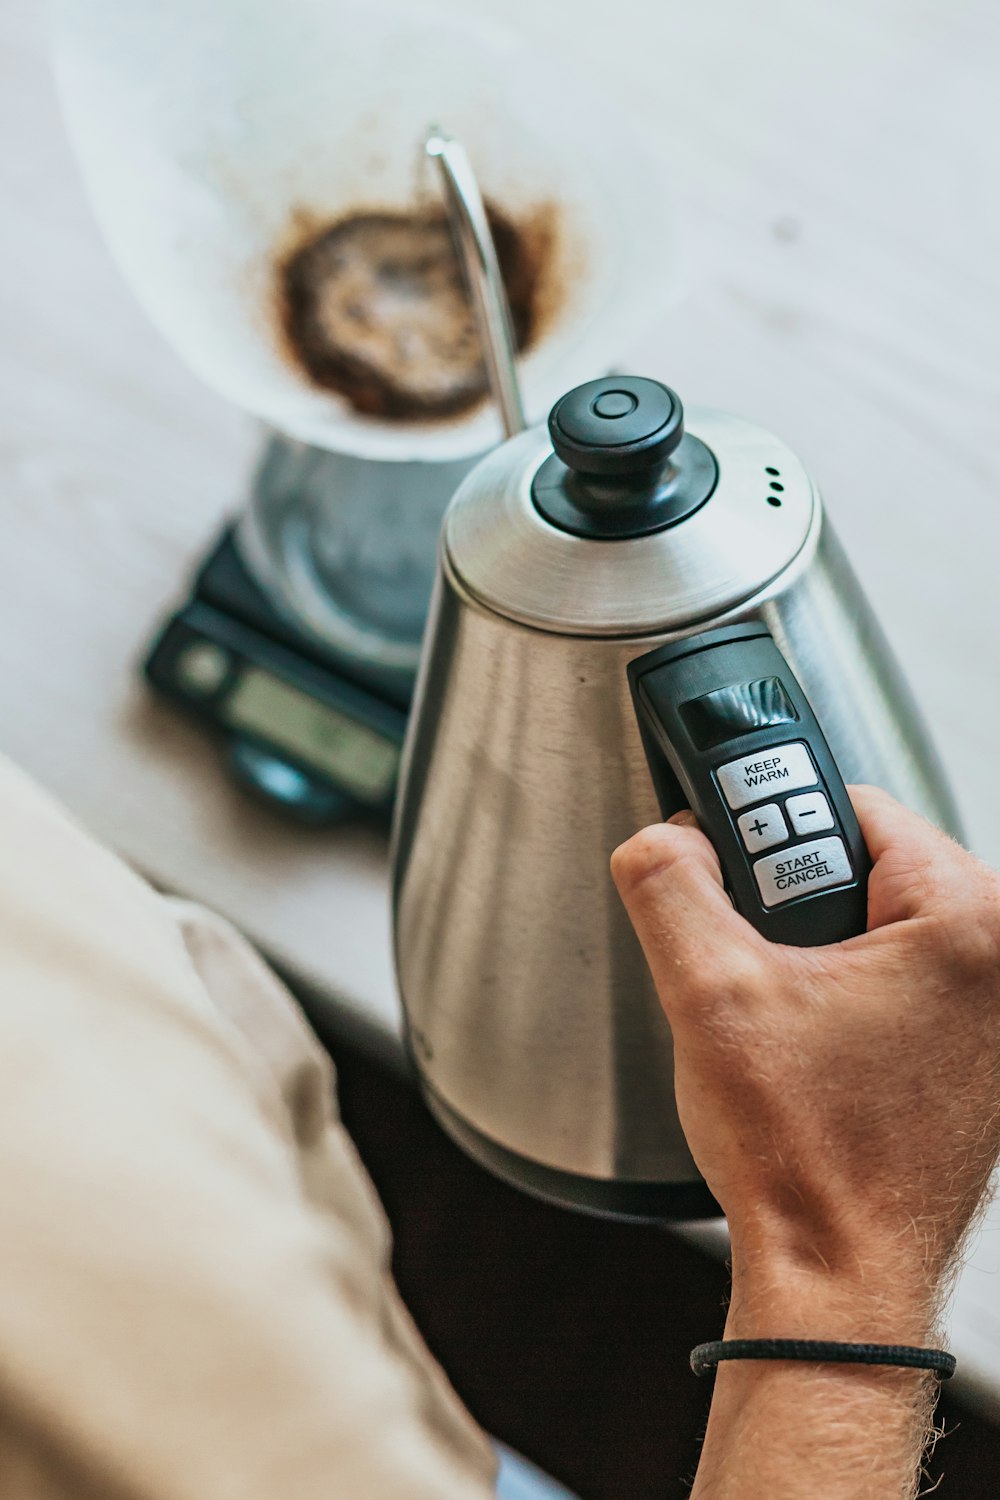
144, 528, 411, 824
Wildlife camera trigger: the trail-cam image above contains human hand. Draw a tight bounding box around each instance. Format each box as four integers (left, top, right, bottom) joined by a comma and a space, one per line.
612, 786, 1000, 1341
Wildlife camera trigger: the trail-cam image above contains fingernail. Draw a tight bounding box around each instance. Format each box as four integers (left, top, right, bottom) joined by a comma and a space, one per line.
668, 809, 698, 827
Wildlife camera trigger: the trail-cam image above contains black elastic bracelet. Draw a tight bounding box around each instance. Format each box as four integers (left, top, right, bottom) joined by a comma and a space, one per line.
690, 1339, 956, 1380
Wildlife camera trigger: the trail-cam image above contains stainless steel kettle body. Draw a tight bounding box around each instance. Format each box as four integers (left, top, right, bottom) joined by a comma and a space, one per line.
391, 386, 960, 1221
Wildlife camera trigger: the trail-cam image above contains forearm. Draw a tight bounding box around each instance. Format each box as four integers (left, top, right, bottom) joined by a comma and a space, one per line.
691, 1255, 941, 1500
692, 1360, 934, 1499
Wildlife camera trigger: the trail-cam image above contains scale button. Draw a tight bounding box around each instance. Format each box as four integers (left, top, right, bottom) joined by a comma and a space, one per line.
786, 790, 835, 835
753, 836, 853, 908
736, 803, 788, 853
175, 641, 232, 696
716, 741, 818, 811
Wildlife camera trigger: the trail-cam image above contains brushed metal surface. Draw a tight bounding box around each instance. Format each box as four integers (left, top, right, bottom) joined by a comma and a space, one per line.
393, 436, 961, 1190
393, 570, 695, 1182
444, 409, 816, 635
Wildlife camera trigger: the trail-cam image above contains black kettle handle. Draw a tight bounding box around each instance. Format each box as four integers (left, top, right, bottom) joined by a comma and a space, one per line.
628, 623, 871, 947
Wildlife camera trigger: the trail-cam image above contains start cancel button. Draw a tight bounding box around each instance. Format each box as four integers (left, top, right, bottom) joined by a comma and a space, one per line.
716, 741, 818, 810
753, 836, 853, 908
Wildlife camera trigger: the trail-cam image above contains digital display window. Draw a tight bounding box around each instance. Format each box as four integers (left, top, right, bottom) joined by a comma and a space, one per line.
225, 669, 400, 803
680, 676, 797, 750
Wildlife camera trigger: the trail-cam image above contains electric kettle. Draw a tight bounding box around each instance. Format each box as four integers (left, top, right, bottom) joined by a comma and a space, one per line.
391, 375, 960, 1221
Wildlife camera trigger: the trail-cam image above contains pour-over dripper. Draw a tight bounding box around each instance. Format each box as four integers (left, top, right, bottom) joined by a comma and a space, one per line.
49, 0, 677, 462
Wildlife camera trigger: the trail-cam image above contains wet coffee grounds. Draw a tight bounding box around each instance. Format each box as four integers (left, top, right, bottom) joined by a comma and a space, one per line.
278, 205, 538, 421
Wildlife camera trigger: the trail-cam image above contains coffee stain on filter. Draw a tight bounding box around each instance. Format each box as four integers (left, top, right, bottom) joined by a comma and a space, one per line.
274, 199, 567, 423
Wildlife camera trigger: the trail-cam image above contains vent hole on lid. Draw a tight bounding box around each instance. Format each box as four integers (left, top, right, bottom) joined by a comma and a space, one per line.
765, 466, 780, 476
769, 481, 785, 492
767, 495, 782, 507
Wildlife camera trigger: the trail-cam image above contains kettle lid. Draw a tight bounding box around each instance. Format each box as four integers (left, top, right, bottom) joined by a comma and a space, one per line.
535, 375, 718, 539
444, 375, 819, 637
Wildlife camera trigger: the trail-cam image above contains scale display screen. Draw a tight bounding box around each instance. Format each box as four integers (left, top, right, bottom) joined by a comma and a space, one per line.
225, 667, 401, 803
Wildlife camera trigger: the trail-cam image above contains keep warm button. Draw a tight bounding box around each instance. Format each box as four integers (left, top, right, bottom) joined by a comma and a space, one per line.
716, 741, 818, 811
753, 837, 853, 909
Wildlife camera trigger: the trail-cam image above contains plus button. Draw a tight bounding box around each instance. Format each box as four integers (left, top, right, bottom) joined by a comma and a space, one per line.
738, 803, 788, 853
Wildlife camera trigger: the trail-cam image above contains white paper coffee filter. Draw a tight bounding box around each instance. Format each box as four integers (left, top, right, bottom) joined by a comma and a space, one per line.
50, 0, 676, 460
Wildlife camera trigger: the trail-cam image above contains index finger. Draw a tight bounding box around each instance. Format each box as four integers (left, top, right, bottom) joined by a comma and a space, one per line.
848, 784, 971, 930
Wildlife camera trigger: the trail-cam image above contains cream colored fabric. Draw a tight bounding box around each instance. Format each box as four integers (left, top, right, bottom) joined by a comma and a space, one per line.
0, 756, 497, 1499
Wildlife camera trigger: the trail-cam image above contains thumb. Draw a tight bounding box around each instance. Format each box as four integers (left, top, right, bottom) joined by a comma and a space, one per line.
611, 811, 767, 1022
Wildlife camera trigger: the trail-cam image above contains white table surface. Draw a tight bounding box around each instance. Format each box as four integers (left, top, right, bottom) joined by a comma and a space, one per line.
4, 0, 1000, 1412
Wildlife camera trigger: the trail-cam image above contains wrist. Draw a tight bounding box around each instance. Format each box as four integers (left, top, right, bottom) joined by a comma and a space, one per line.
726, 1244, 942, 1348
722, 1196, 949, 1343
693, 1252, 943, 1500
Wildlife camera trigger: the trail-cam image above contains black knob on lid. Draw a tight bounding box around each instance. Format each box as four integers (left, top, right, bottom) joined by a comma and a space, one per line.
533, 375, 718, 540
549, 376, 685, 477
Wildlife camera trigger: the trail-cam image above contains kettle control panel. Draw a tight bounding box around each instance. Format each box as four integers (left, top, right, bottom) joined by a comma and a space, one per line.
628, 624, 871, 946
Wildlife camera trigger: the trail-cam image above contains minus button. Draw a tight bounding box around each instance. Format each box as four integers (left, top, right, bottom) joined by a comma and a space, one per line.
786, 791, 835, 835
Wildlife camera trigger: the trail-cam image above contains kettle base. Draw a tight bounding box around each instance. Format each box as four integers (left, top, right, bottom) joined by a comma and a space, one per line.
422, 1084, 723, 1224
